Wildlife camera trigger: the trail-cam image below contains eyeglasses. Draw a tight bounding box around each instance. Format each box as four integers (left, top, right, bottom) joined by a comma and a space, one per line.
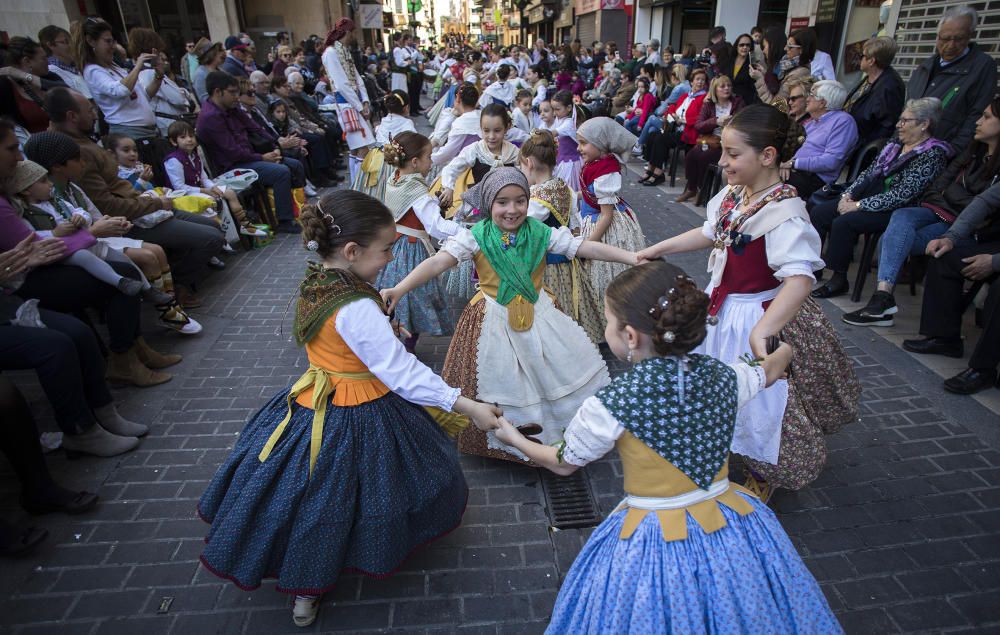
937, 35, 970, 43
786, 43, 802, 49
788, 94, 805, 102
737, 42, 751, 48
897, 116, 920, 125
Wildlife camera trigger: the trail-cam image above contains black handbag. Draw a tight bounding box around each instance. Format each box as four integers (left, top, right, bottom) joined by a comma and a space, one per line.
806, 182, 848, 209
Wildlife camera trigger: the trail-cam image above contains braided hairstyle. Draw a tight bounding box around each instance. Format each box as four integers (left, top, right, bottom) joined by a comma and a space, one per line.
300, 190, 395, 259
518, 128, 557, 169
456, 82, 480, 108
725, 103, 793, 163
605, 261, 710, 356
383, 130, 431, 167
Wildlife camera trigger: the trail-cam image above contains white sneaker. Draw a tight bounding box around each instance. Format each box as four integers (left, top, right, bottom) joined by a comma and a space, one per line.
158, 305, 203, 335
292, 595, 320, 627
304, 184, 318, 197
631, 144, 643, 156
239, 225, 269, 238
221, 243, 236, 253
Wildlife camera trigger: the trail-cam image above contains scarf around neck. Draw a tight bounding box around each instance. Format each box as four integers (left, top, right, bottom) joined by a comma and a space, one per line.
778, 55, 800, 78
293, 264, 383, 345
872, 137, 953, 177
597, 355, 739, 489
471, 217, 551, 305
383, 172, 431, 222
579, 154, 621, 208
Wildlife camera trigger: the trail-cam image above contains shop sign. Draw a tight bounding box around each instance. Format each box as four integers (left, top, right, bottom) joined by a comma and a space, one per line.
359, 4, 383, 28
789, 16, 810, 31
575, 0, 621, 14
815, 0, 837, 23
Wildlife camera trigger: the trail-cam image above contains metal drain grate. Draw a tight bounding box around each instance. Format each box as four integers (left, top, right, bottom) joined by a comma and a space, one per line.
540, 468, 602, 529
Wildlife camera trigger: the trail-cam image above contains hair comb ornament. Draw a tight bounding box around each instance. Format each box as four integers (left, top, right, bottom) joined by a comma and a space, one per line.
306, 240, 319, 251
661, 331, 676, 343
706, 315, 719, 326
317, 201, 342, 236
388, 137, 406, 161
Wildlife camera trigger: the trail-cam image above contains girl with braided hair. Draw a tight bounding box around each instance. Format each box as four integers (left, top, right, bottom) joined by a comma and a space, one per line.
198, 190, 501, 627
351, 89, 417, 201
382, 167, 637, 464
494, 261, 840, 633
638, 104, 860, 500
378, 131, 461, 351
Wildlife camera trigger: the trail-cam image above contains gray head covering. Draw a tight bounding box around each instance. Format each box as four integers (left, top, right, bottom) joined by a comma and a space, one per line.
461, 166, 530, 213
577, 117, 638, 164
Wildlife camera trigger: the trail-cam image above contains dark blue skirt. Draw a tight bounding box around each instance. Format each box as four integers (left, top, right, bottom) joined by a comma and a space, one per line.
198, 389, 467, 594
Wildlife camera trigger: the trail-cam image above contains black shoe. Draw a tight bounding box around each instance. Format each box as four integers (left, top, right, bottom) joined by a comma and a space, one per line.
842, 291, 897, 327
944, 368, 998, 395
814, 269, 825, 282
0, 523, 48, 557
310, 176, 336, 188
322, 169, 345, 183
811, 278, 849, 299
902, 336, 964, 358
207, 256, 226, 270
276, 221, 302, 234
642, 174, 666, 187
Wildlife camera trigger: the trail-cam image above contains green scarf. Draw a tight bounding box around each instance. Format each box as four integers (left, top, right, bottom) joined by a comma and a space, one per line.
471, 216, 551, 305
293, 264, 384, 345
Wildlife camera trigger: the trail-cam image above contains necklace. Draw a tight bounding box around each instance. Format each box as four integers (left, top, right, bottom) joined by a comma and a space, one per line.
739, 180, 782, 207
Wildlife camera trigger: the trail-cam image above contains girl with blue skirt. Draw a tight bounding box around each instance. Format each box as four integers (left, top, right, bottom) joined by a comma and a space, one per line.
198, 190, 502, 628
494, 261, 843, 634
377, 131, 462, 351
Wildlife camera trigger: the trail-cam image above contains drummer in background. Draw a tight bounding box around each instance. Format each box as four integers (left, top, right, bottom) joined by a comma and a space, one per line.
404, 33, 426, 116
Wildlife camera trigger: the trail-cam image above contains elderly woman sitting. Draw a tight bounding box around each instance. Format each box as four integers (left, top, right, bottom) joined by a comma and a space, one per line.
842, 96, 1000, 326
811, 97, 952, 298
780, 79, 859, 199
631, 64, 690, 156
843, 36, 906, 147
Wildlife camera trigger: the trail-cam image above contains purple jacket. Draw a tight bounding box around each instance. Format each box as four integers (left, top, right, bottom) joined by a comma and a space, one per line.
196, 99, 263, 172
793, 110, 860, 185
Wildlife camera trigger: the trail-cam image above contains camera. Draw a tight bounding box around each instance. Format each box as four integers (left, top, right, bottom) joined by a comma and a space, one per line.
694, 52, 712, 65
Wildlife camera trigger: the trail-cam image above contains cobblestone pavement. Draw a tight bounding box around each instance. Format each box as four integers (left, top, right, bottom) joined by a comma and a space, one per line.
2, 142, 1000, 635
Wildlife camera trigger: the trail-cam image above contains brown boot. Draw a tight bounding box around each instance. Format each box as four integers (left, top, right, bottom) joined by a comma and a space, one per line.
106, 347, 172, 387
675, 189, 697, 203
175, 285, 202, 309
134, 336, 182, 369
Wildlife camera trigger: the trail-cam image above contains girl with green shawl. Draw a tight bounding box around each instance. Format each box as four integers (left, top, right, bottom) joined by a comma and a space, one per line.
382, 167, 639, 464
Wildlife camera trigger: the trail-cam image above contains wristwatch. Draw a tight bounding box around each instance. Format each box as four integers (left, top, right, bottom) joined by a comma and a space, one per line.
23, 72, 34, 85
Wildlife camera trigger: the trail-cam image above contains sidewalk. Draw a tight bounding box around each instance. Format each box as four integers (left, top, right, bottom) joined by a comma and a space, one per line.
0, 143, 998, 634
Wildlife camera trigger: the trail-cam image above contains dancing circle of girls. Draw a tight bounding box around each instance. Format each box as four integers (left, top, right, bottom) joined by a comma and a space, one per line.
199, 92, 858, 631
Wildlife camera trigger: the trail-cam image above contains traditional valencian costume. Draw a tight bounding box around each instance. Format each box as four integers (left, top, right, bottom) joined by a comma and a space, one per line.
545, 354, 843, 633
198, 266, 467, 593
577, 118, 646, 336
700, 183, 860, 490
377, 169, 461, 339
440, 169, 609, 462
352, 106, 417, 202
527, 177, 601, 342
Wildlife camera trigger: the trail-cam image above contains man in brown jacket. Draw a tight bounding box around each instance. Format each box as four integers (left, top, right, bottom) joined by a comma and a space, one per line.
45, 88, 224, 306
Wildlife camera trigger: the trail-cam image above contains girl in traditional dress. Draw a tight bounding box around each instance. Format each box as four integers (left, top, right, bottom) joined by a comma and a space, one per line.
381, 168, 637, 464
430, 83, 481, 168
549, 90, 583, 191
378, 131, 461, 351
353, 90, 416, 201
494, 261, 842, 634
577, 117, 647, 337
520, 129, 601, 343
428, 51, 484, 127
513, 89, 534, 135
321, 18, 374, 183
437, 104, 521, 219
198, 190, 501, 627
478, 63, 517, 108
638, 104, 860, 500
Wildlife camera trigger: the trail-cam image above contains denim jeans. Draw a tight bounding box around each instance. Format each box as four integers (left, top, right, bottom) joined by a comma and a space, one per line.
637, 116, 663, 146
624, 118, 642, 136
877, 206, 950, 285
234, 160, 294, 222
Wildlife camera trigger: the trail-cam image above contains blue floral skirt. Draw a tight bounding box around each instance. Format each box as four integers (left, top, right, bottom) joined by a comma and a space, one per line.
198, 389, 467, 594
546, 493, 842, 634
376, 238, 452, 336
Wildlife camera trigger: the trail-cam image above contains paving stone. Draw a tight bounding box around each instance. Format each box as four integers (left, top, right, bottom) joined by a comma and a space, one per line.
895, 568, 973, 598
834, 575, 908, 609
94, 616, 174, 635
392, 598, 462, 627
69, 589, 154, 619
886, 599, 969, 631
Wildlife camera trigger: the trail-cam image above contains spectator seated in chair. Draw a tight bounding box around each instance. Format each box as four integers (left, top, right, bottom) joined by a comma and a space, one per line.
811, 97, 952, 299
903, 181, 1000, 394
844, 98, 1000, 327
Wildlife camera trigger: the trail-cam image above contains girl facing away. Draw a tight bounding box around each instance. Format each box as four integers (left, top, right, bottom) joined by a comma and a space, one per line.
198, 190, 502, 627
519, 129, 603, 343
377, 131, 462, 351
495, 260, 842, 634
638, 104, 860, 500
381, 167, 637, 464
576, 117, 647, 339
